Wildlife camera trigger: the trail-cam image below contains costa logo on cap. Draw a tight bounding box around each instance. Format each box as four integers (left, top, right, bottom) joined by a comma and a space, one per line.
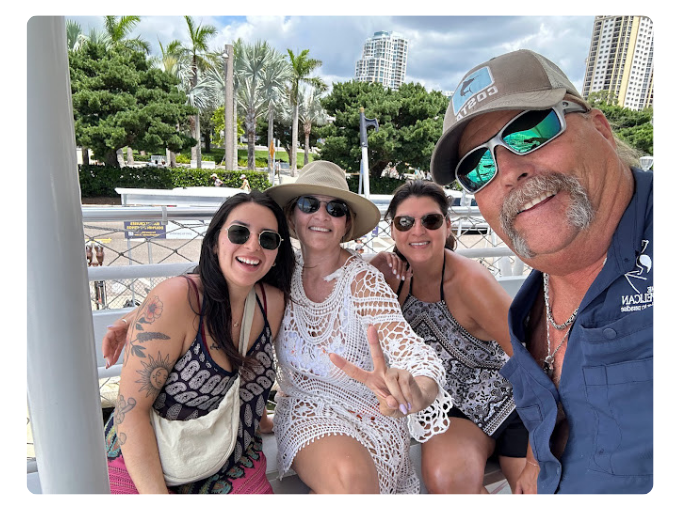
452, 66, 498, 119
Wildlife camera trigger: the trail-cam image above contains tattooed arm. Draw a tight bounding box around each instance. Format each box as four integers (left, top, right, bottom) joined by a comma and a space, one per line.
114, 277, 195, 494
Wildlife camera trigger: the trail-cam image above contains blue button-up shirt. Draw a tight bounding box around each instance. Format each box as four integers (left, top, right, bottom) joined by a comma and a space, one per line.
500, 168, 653, 494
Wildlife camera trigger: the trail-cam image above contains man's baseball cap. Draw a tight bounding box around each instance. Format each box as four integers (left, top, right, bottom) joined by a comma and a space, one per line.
431, 49, 586, 186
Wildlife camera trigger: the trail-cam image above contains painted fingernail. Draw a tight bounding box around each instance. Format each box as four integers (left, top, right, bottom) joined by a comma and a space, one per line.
399, 404, 408, 415
407, 402, 412, 411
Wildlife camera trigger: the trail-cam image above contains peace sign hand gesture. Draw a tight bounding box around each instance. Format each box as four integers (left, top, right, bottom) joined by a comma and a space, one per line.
329, 324, 429, 418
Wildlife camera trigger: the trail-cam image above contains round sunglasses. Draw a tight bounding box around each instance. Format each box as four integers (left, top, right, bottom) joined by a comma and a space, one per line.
455, 100, 588, 194
225, 224, 283, 250
393, 213, 445, 232
296, 196, 349, 218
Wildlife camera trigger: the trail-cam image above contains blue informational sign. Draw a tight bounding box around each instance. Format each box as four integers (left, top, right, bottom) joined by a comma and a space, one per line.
124, 221, 167, 239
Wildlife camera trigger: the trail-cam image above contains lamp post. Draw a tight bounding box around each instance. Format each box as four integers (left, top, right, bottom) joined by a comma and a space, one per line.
222, 44, 235, 171
359, 107, 379, 198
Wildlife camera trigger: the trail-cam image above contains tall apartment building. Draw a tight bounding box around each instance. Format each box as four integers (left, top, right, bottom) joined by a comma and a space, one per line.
582, 16, 654, 111
355, 31, 408, 89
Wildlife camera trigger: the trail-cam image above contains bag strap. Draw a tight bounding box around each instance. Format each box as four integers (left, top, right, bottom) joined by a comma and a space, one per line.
238, 288, 257, 356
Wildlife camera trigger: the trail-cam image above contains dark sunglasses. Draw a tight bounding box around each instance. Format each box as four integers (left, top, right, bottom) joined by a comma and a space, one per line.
455, 100, 588, 194
226, 224, 283, 250
296, 196, 349, 218
393, 213, 445, 232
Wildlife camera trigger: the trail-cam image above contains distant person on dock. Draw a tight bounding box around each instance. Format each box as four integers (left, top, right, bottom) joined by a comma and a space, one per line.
239, 174, 251, 191
211, 173, 223, 187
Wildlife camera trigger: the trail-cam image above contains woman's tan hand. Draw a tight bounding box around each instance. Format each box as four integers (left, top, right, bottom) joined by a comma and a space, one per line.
329, 324, 421, 417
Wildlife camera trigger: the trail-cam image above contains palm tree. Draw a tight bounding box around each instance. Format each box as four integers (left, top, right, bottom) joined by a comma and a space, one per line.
66, 20, 88, 52
261, 51, 291, 176
234, 40, 275, 170
157, 39, 191, 82
179, 16, 218, 168
298, 85, 329, 166
154, 39, 193, 167
103, 15, 150, 54
286, 49, 327, 175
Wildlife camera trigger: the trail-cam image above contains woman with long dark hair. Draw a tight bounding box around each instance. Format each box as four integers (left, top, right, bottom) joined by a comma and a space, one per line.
102, 191, 294, 493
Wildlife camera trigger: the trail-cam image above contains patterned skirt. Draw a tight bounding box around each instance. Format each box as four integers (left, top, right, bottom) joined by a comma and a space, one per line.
106, 422, 273, 494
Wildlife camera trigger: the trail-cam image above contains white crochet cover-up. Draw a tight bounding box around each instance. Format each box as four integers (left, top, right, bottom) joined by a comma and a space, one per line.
273, 251, 452, 493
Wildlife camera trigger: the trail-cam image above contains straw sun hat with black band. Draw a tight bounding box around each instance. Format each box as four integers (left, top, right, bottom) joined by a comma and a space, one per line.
265, 160, 380, 241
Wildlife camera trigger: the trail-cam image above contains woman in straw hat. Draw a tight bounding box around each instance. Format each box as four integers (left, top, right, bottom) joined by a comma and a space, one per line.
265, 160, 452, 494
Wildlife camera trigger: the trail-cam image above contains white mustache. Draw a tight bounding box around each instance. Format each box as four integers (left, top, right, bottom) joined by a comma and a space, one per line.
500, 174, 593, 258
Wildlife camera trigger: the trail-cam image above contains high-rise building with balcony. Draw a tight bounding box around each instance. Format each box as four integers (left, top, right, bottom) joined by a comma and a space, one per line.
582, 16, 654, 110
355, 31, 408, 89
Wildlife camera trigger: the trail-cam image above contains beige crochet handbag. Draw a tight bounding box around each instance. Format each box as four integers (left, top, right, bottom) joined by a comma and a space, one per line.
151, 288, 256, 486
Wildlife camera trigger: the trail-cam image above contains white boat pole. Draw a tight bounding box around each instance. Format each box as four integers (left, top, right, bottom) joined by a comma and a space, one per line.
27, 16, 110, 493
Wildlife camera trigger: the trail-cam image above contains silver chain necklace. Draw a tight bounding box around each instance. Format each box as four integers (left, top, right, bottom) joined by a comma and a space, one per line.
543, 273, 578, 330
544, 322, 571, 378
542, 273, 578, 377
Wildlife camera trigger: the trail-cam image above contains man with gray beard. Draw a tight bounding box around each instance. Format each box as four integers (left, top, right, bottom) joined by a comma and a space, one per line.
430, 49, 652, 494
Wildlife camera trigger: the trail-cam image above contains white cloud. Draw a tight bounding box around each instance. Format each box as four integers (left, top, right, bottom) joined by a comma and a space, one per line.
66, 15, 595, 94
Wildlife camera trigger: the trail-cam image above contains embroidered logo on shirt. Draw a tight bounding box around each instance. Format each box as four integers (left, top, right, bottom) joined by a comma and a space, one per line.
621, 239, 653, 312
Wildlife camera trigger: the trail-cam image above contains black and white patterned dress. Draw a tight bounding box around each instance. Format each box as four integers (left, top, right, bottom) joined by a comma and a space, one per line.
399, 258, 515, 437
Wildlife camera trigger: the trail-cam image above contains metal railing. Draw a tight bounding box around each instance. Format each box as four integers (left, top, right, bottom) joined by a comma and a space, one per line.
81, 200, 526, 311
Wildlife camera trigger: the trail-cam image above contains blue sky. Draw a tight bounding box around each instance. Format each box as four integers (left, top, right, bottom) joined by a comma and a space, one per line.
67, 15, 597, 94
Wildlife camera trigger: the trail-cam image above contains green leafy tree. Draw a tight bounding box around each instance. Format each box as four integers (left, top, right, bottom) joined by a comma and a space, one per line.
69, 41, 197, 167
393, 83, 450, 171
618, 122, 653, 156
318, 81, 448, 177
211, 106, 245, 147
588, 98, 654, 157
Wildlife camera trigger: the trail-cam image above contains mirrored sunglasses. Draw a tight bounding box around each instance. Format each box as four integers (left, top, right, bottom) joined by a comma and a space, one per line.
455, 100, 588, 194
296, 196, 349, 218
226, 224, 283, 250
393, 213, 445, 232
